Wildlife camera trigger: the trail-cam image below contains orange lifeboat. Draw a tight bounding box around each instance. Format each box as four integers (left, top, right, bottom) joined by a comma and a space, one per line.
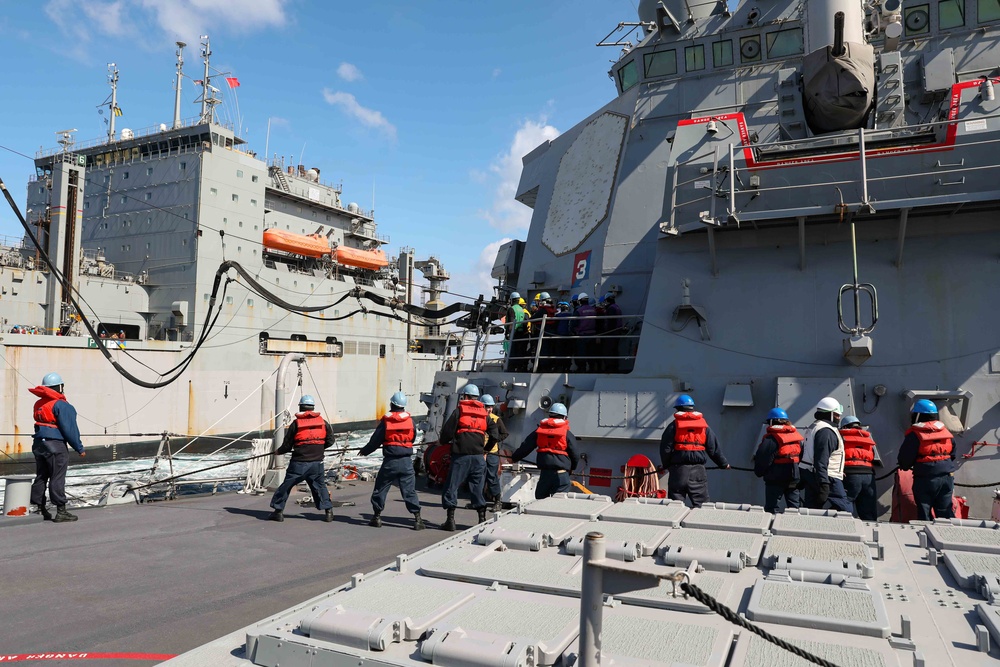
262, 229, 331, 258
335, 246, 389, 271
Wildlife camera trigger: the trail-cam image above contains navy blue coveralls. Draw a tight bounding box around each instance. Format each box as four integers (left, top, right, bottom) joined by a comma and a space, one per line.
659, 413, 729, 508
29, 385, 85, 508
439, 401, 501, 510
358, 410, 421, 515
270, 413, 336, 512
511, 421, 579, 499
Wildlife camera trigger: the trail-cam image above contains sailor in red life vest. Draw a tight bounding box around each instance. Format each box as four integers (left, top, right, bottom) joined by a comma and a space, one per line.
511, 403, 579, 499
267, 395, 337, 523
358, 392, 424, 531
897, 399, 956, 521
659, 395, 730, 508
29, 372, 85, 522
752, 407, 802, 513
438, 384, 501, 531
840, 415, 879, 521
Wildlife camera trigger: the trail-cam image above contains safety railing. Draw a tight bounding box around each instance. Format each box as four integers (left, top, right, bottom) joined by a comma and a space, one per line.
441, 312, 643, 374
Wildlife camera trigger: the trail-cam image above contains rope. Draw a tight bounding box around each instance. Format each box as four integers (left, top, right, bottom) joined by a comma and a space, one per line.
875, 466, 899, 481
241, 438, 272, 494
956, 480, 1000, 488
680, 582, 841, 667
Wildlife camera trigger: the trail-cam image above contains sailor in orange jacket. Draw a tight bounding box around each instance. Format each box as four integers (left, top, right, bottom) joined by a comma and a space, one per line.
30, 372, 85, 522
840, 415, 879, 521
268, 395, 337, 523
358, 392, 424, 530
511, 402, 579, 499
897, 399, 956, 521
752, 407, 802, 513
659, 395, 729, 508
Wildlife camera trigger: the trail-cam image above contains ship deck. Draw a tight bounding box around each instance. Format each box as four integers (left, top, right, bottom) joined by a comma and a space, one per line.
0, 481, 453, 666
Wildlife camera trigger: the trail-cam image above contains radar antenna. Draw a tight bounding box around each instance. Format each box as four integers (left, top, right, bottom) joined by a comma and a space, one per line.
55, 129, 78, 151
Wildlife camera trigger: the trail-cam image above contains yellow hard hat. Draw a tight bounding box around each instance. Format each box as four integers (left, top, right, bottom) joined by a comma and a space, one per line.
534, 293, 541, 301
518, 298, 526, 305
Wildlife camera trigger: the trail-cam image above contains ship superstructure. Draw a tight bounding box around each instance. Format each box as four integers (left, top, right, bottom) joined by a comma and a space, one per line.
422, 0, 1000, 517
0, 40, 457, 461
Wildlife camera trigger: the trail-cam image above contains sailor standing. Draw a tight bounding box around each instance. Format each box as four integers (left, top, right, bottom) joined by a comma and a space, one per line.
359, 392, 424, 530
897, 399, 956, 521
267, 395, 336, 523
480, 394, 509, 511
30, 372, 85, 522
799, 397, 853, 513
752, 407, 803, 513
438, 384, 500, 531
659, 395, 730, 508
511, 403, 578, 499
840, 415, 879, 521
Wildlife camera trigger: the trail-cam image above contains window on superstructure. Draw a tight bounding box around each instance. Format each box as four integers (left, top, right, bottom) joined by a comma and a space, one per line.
643, 50, 677, 78
123, 171, 129, 180
210, 187, 218, 196
251, 199, 258, 207
981, 0, 1000, 21
237, 246, 241, 253
617, 60, 639, 91
939, 0, 965, 27
180, 162, 187, 170
252, 175, 259, 183
713, 40, 733, 67
766, 28, 804, 57
146, 167, 153, 176
239, 221, 243, 227
226, 296, 234, 305
685, 45, 706, 72
120, 196, 127, 204
232, 194, 239, 202
237, 170, 244, 178
84, 202, 90, 210
145, 192, 152, 200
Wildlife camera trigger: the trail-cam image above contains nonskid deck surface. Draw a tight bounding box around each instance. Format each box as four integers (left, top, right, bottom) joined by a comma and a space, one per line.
166, 495, 1000, 667
0, 482, 453, 666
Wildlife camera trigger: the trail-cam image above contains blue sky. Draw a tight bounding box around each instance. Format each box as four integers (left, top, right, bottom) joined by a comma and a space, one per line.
0, 0, 646, 298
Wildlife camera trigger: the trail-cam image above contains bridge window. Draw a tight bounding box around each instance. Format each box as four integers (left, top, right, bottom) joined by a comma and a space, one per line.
981, 0, 1000, 21
740, 36, 762, 62
643, 49, 677, 77
685, 44, 706, 71
939, 0, 965, 28
617, 60, 639, 91
904, 4, 930, 34
766, 28, 804, 57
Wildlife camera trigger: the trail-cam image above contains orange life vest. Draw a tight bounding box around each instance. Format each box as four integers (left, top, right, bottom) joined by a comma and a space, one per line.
906, 421, 953, 464
536, 418, 570, 455
841, 428, 876, 468
673, 411, 708, 451
293, 411, 326, 445
33, 391, 64, 429
456, 400, 488, 435
765, 424, 803, 464
383, 411, 415, 447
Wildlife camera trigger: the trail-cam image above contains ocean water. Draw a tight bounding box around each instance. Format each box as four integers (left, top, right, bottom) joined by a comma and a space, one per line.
0, 429, 387, 509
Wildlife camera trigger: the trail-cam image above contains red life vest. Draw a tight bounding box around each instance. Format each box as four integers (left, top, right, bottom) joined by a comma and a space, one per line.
536, 418, 570, 455
765, 424, 803, 464
456, 400, 488, 435
293, 411, 326, 445
841, 428, 876, 468
383, 411, 415, 447
32, 387, 65, 429
673, 411, 708, 451
906, 421, 953, 464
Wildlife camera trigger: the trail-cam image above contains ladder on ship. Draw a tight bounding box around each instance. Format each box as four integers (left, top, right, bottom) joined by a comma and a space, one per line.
270, 166, 291, 192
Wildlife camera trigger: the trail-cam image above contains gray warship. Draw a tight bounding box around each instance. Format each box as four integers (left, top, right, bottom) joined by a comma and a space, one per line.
0, 38, 458, 466
163, 1, 1000, 666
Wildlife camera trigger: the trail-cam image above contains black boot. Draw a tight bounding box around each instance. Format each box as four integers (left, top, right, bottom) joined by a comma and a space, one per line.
52, 506, 78, 523
492, 498, 502, 513
267, 509, 283, 522
442, 508, 456, 531
412, 512, 425, 531
477, 508, 487, 524
368, 513, 382, 527
36, 504, 52, 521
324, 509, 334, 523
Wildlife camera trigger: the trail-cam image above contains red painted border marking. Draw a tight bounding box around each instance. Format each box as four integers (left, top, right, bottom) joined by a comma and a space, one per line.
0, 653, 175, 662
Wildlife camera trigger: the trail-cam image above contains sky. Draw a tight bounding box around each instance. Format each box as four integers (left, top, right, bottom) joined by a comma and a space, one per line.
0, 0, 647, 301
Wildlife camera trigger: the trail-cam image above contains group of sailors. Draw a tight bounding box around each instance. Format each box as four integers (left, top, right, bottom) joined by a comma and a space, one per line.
505, 291, 630, 373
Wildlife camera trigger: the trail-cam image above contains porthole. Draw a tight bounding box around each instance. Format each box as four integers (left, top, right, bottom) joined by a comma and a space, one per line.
740, 36, 762, 62
904, 5, 930, 33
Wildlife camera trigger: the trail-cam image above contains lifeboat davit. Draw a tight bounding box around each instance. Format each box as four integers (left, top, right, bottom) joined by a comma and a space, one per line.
262, 229, 331, 258
335, 246, 389, 271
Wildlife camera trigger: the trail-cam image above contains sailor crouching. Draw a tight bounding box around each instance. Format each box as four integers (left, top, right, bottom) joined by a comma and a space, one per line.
659, 395, 730, 508
511, 403, 578, 499
30, 372, 85, 522
438, 384, 500, 531
359, 392, 424, 530
267, 395, 336, 523
799, 397, 853, 513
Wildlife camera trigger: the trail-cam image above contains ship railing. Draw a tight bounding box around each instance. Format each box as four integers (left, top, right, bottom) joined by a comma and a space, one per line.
34, 115, 233, 159
714, 113, 1000, 226
444, 313, 643, 374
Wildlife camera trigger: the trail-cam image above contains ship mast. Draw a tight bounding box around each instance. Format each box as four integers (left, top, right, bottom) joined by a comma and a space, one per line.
197, 35, 221, 124
106, 63, 119, 143
173, 41, 186, 129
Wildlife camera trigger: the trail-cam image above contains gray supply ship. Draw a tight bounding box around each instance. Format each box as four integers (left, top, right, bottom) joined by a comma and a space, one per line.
417, 0, 1000, 519
0, 38, 459, 467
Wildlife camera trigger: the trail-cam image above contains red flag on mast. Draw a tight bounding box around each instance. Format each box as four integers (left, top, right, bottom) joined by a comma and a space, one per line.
226, 77, 241, 88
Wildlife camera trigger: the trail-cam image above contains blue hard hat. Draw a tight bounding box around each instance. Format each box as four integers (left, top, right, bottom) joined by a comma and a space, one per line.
674, 394, 695, 408
548, 402, 568, 417
557, 301, 569, 307
462, 383, 480, 398
42, 372, 64, 387
840, 415, 861, 428
390, 391, 407, 408
912, 399, 938, 415
767, 407, 788, 421
510, 291, 520, 300
481, 394, 496, 406
604, 292, 615, 301
571, 294, 579, 301
299, 394, 316, 408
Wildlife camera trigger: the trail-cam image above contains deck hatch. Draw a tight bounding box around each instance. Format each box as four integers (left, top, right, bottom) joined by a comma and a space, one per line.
926, 520, 1000, 554
597, 498, 690, 527
746, 579, 891, 638
681, 503, 772, 534
770, 509, 867, 542
522, 493, 612, 520
561, 520, 672, 559
475, 515, 586, 551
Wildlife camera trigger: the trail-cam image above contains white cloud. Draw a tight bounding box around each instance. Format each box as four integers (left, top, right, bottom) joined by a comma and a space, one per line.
322, 89, 397, 140
451, 238, 513, 304
337, 62, 363, 82
491, 68, 502, 79
480, 118, 560, 233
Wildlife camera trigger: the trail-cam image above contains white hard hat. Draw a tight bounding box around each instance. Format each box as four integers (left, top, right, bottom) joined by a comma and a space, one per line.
816, 396, 843, 413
